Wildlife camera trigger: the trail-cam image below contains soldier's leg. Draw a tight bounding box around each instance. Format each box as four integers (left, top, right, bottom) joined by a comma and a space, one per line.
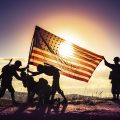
53, 72, 67, 102
38, 94, 44, 105
0, 80, 7, 98
44, 87, 51, 104
117, 93, 119, 100
8, 85, 15, 103
58, 88, 67, 102
0, 86, 6, 98
111, 83, 116, 100
27, 90, 31, 102
116, 84, 120, 100
51, 72, 60, 102
27, 91, 35, 103
50, 88, 56, 102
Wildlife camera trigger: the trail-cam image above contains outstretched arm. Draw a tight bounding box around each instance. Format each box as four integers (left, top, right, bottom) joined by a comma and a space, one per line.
14, 72, 22, 81
27, 69, 40, 76
17, 65, 29, 72
103, 57, 113, 69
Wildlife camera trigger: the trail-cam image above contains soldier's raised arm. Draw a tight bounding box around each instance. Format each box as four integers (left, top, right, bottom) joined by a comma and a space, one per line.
103, 57, 113, 69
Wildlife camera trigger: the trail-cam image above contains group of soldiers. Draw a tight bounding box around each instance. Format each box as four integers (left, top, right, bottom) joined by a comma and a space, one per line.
0, 59, 67, 105
0, 56, 120, 105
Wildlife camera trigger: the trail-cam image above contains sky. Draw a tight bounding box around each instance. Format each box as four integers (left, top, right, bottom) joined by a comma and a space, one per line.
0, 0, 120, 97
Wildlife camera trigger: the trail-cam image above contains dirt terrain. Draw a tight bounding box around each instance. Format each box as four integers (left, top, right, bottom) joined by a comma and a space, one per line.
0, 96, 120, 120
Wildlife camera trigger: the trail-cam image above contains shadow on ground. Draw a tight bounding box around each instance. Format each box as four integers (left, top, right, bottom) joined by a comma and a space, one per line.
1, 98, 120, 120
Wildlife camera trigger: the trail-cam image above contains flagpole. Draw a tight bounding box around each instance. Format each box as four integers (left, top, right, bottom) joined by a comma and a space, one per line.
28, 37, 34, 65
27, 26, 36, 71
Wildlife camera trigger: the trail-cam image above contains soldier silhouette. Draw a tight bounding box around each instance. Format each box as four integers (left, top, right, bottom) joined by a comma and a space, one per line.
28, 63, 67, 103
20, 71, 37, 103
0, 59, 27, 105
104, 57, 120, 100
37, 78, 51, 104
21, 72, 51, 104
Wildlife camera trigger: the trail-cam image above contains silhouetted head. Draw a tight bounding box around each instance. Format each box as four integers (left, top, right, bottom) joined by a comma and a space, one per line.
14, 60, 22, 69
37, 64, 44, 73
113, 57, 120, 64
38, 78, 48, 88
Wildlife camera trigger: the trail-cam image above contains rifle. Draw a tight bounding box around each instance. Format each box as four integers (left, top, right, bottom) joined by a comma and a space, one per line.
8, 59, 13, 65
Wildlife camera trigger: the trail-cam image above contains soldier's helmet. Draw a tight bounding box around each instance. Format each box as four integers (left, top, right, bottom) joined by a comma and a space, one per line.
113, 57, 120, 62
37, 64, 44, 72
15, 60, 22, 66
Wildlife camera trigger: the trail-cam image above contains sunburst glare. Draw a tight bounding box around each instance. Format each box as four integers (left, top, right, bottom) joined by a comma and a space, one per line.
58, 42, 74, 58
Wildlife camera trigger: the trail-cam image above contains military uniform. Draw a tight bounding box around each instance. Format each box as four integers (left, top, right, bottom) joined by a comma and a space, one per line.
104, 58, 120, 99
0, 60, 26, 104
29, 64, 67, 103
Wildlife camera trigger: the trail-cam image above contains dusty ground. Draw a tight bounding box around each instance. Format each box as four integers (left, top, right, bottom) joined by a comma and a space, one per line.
0, 98, 120, 120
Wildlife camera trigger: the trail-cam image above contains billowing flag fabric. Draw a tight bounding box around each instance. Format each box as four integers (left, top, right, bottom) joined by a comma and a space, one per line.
29, 26, 103, 82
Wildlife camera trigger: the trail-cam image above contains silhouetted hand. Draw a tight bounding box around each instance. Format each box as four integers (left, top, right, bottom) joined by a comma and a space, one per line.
103, 57, 106, 61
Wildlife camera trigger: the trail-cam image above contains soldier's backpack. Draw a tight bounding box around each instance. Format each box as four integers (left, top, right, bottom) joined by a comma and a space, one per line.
2, 64, 11, 73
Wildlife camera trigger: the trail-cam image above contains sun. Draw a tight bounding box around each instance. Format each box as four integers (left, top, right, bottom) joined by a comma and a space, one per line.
58, 42, 74, 58
56, 29, 87, 58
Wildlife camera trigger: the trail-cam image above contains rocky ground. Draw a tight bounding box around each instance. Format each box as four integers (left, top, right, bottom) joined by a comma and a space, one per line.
0, 96, 120, 120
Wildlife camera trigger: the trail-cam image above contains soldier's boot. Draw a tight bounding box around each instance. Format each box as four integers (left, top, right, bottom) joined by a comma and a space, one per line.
0, 88, 6, 98
50, 93, 55, 104
112, 94, 117, 100
11, 92, 17, 105
117, 94, 119, 100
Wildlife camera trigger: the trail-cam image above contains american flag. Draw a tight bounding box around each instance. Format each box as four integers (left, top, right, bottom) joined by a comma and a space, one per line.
28, 26, 103, 82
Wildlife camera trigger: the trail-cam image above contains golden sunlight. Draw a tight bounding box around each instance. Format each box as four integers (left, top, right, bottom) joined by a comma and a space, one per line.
57, 30, 87, 48
58, 42, 74, 58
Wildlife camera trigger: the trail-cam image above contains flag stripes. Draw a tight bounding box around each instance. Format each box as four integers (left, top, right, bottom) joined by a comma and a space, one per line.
32, 47, 96, 71
71, 43, 103, 59
29, 26, 103, 82
29, 58, 89, 82
30, 54, 91, 77
32, 47, 99, 69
